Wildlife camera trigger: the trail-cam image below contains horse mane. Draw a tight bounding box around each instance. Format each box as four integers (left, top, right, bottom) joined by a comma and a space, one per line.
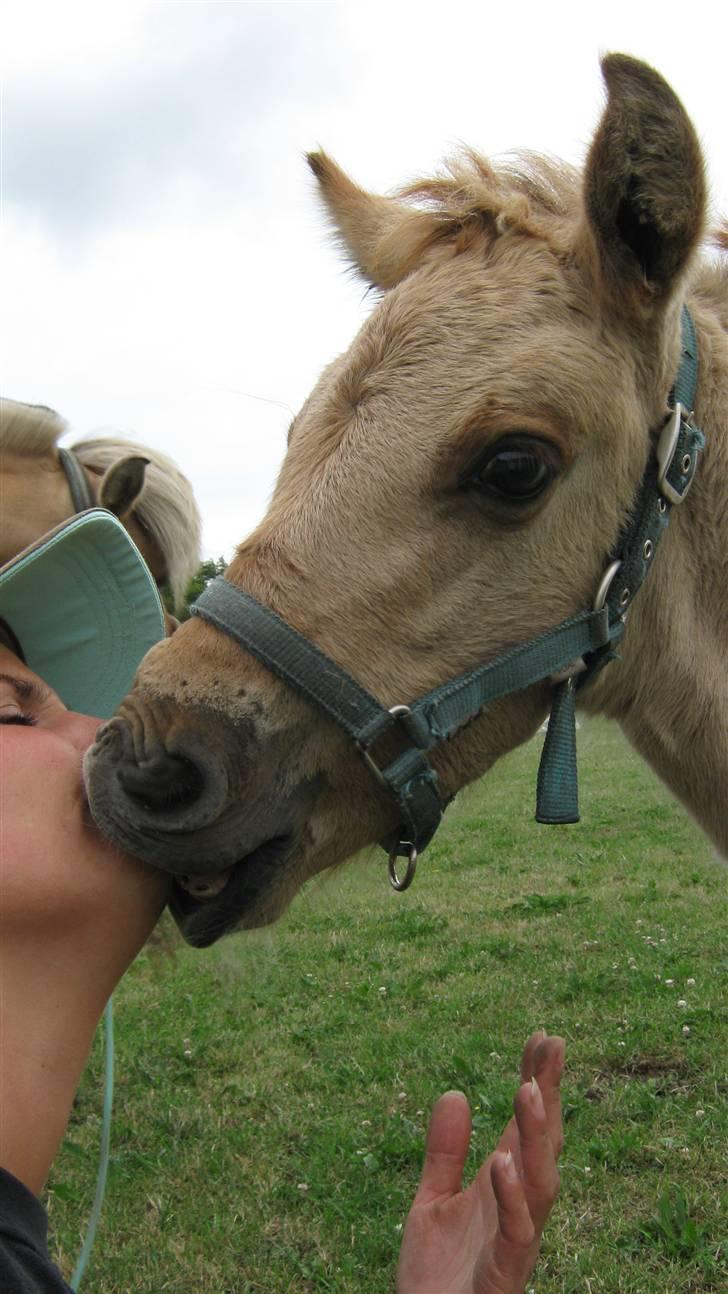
0, 397, 68, 454
71, 436, 202, 608
398, 149, 728, 287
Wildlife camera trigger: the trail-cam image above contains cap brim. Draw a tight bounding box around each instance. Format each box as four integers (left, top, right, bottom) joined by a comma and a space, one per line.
0, 510, 166, 717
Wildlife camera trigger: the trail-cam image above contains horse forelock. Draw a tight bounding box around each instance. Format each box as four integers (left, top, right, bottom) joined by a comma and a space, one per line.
396, 150, 580, 256
71, 436, 202, 608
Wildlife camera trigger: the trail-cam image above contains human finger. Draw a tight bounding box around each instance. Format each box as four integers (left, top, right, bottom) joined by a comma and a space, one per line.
411, 1090, 472, 1207
519, 1030, 548, 1084
512, 1078, 561, 1231
474, 1151, 538, 1294
530, 1035, 565, 1158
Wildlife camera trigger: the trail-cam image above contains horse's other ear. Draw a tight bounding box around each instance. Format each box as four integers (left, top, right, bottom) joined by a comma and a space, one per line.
581, 53, 705, 318
99, 455, 150, 519
307, 150, 443, 289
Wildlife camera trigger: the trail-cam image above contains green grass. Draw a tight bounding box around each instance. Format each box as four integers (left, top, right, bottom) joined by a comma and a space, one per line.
48, 718, 727, 1292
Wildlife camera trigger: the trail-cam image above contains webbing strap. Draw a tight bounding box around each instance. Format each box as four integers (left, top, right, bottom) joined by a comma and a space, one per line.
58, 448, 95, 512
533, 304, 703, 824
192, 585, 624, 852
191, 587, 390, 741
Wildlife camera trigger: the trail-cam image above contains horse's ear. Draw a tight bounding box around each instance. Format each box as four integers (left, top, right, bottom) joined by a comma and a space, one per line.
581, 54, 706, 317
99, 455, 149, 519
308, 151, 443, 289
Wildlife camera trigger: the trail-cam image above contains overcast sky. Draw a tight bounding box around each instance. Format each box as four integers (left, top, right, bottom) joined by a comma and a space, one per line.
3, 1, 726, 560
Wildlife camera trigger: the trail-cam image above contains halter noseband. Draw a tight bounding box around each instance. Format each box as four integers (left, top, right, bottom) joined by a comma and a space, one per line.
192, 307, 704, 890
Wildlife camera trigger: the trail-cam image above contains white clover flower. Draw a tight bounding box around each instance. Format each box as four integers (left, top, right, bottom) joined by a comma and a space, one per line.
687, 977, 696, 987
665, 978, 674, 986
682, 1025, 691, 1036
677, 999, 687, 1008
695, 1109, 705, 1117
297, 1183, 309, 1191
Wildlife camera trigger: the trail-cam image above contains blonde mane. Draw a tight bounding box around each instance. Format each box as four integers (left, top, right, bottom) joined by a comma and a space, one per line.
0, 397, 201, 608
71, 436, 202, 608
0, 398, 68, 454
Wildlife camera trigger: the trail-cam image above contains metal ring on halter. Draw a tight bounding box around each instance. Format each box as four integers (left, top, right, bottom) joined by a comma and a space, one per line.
388, 841, 417, 892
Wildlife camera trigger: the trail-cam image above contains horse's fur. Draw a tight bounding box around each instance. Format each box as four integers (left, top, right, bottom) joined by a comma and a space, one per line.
86, 55, 728, 946
0, 398, 201, 608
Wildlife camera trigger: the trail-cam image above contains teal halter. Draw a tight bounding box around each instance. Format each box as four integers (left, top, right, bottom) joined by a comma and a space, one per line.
192, 307, 704, 889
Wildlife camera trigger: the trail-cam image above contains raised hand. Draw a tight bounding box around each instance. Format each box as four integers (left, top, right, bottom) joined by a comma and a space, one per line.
397, 1031, 564, 1294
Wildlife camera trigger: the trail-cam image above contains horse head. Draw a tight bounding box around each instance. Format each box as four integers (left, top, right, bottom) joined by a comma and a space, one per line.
86, 55, 727, 946
0, 398, 201, 613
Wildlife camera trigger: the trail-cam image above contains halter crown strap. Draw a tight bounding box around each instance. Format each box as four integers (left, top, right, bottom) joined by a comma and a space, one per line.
58, 447, 95, 512
192, 306, 704, 869
535, 304, 704, 823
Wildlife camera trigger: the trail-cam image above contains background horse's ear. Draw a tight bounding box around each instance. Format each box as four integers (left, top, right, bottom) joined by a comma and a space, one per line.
580, 54, 706, 319
99, 455, 149, 519
308, 150, 443, 289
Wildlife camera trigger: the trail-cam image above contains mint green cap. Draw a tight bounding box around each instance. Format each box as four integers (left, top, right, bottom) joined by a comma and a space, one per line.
0, 509, 166, 718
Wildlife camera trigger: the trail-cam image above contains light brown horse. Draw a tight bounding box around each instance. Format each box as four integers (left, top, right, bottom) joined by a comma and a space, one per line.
0, 398, 201, 610
87, 55, 728, 947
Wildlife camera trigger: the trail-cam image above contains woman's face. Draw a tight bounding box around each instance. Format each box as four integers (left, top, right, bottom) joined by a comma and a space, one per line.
0, 644, 170, 929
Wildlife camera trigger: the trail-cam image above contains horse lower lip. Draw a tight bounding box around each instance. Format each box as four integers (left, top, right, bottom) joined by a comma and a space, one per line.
169, 833, 295, 946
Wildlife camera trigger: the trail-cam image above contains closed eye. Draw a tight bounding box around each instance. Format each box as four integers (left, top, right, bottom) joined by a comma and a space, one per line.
0, 712, 38, 726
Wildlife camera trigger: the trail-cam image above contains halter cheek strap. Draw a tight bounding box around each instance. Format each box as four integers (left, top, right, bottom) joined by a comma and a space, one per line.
191, 307, 704, 885
58, 447, 95, 512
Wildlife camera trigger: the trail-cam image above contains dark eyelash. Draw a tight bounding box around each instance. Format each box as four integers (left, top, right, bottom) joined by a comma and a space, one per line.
0, 712, 38, 727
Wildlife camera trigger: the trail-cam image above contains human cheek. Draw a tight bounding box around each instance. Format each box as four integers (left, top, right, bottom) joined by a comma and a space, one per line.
51, 711, 104, 758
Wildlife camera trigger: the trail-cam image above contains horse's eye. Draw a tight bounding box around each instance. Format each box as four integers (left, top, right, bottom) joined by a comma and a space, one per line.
470, 438, 557, 502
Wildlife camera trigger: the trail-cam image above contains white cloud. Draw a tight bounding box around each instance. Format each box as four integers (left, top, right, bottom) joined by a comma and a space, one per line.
2, 0, 726, 560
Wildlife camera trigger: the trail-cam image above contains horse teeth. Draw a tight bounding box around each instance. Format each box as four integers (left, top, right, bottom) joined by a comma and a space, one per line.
178, 870, 232, 899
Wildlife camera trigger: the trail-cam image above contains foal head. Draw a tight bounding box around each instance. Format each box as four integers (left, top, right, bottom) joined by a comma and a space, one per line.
86, 55, 709, 944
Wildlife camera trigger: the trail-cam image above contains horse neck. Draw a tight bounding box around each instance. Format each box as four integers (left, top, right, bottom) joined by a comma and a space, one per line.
582, 305, 728, 857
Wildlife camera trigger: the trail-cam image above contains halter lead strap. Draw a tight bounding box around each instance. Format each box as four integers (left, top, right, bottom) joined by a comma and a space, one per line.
191, 307, 704, 875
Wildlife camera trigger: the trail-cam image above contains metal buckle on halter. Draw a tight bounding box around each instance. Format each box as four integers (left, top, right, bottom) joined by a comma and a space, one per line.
593, 559, 622, 612
549, 560, 622, 685
656, 402, 696, 506
358, 705, 419, 786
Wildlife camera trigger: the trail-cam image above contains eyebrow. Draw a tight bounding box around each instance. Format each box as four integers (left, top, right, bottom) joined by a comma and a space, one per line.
0, 672, 54, 708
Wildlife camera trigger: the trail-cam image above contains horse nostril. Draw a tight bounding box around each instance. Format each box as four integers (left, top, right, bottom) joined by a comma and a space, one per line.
118, 751, 204, 812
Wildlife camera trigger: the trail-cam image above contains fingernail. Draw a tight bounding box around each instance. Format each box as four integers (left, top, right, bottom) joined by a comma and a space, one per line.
503, 1149, 518, 1182
530, 1076, 545, 1116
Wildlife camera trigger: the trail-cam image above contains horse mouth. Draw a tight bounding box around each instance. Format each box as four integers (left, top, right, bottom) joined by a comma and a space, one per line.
168, 834, 294, 947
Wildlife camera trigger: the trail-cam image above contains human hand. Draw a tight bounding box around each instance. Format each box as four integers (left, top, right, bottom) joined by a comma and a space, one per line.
397, 1030, 564, 1294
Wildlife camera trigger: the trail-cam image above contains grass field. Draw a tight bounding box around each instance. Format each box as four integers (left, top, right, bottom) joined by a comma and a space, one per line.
48, 718, 727, 1292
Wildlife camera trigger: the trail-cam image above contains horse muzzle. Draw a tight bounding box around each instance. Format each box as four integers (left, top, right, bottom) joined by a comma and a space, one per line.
84, 704, 323, 945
